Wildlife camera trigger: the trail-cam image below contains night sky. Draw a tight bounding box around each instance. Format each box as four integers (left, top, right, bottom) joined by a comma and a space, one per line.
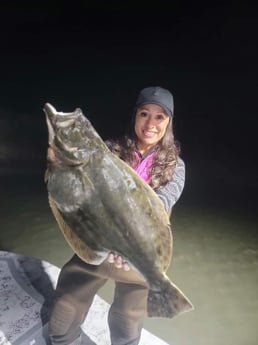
0, 1, 257, 212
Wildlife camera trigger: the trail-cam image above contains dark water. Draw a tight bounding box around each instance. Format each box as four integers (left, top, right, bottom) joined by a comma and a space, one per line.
0, 171, 257, 345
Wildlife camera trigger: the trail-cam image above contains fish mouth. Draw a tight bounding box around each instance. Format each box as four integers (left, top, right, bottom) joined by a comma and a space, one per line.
44, 103, 84, 165
44, 103, 78, 147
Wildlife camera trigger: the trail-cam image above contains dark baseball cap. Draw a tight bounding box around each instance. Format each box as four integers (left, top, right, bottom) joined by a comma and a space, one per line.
135, 86, 174, 117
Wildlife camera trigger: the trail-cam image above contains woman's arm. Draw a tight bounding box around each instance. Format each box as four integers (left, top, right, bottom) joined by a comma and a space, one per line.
155, 157, 185, 213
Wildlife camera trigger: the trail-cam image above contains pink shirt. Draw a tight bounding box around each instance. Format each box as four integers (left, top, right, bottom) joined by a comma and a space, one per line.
133, 151, 155, 184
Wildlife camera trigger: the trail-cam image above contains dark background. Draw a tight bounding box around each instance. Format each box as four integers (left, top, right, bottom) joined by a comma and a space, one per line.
0, 0, 257, 214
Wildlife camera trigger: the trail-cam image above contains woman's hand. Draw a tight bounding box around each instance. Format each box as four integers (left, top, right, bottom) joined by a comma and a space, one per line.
108, 253, 130, 271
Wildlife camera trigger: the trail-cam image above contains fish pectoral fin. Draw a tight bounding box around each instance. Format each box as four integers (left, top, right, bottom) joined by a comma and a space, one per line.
48, 193, 102, 264
147, 275, 194, 319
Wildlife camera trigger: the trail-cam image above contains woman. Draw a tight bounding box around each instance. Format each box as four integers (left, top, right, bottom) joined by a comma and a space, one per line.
48, 86, 185, 345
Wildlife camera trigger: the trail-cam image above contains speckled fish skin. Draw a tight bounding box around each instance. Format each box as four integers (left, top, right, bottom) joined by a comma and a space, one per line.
44, 103, 193, 319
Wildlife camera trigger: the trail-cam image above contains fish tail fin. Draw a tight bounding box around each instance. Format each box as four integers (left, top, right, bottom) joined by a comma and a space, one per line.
147, 276, 194, 318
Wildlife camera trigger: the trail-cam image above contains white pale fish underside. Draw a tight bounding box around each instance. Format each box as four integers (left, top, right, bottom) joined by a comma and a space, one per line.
48, 194, 108, 265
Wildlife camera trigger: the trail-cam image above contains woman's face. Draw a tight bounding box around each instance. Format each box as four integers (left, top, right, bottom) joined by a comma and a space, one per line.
134, 104, 170, 153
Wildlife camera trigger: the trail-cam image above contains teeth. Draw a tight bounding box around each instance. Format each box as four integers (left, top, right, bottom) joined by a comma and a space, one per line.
144, 131, 155, 137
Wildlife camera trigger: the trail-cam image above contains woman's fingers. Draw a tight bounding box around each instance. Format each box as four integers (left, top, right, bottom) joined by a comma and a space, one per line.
107, 252, 115, 263
122, 261, 130, 271
108, 253, 130, 271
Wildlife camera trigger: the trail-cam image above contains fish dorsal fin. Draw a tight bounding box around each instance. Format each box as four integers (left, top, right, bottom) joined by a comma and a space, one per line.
48, 193, 103, 264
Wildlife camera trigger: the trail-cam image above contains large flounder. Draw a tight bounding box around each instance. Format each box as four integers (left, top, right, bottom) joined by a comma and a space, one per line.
44, 103, 193, 319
